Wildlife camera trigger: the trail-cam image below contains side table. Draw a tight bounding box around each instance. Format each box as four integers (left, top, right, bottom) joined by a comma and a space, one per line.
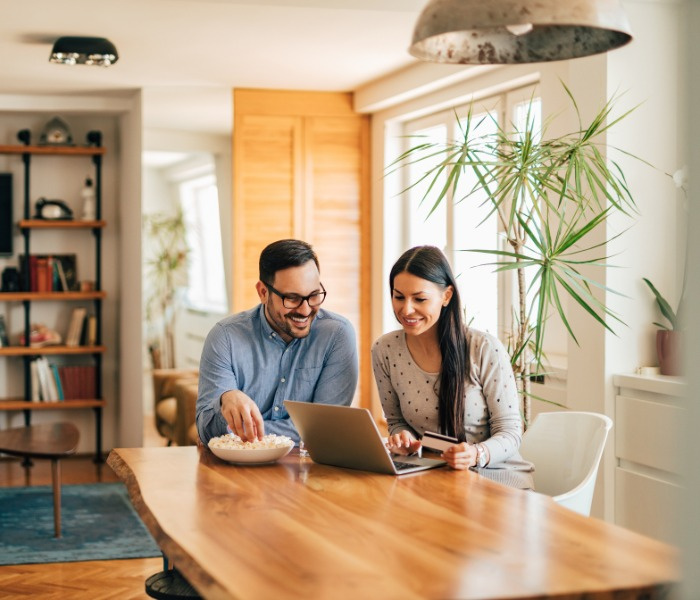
0, 422, 79, 537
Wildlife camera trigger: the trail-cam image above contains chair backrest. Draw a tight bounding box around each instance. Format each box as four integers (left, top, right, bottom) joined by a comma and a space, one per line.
519, 411, 613, 516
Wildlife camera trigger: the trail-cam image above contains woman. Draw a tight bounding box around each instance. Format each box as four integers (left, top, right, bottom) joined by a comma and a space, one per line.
371, 246, 533, 489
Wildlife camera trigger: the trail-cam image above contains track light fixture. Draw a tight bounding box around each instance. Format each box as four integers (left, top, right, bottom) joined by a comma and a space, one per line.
50, 36, 119, 67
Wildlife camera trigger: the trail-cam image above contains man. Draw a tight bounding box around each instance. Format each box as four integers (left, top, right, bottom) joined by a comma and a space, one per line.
196, 239, 358, 444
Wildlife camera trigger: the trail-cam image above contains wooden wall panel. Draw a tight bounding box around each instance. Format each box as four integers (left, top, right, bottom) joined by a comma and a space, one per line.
233, 89, 370, 408
306, 115, 371, 407
233, 114, 302, 310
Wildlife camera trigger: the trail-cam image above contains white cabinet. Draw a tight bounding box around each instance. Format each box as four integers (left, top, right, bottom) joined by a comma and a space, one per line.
612, 374, 684, 544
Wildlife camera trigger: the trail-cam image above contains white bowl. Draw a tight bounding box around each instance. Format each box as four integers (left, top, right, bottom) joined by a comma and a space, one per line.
209, 443, 293, 465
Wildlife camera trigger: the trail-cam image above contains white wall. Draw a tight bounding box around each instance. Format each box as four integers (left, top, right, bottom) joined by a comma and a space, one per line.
604, 1, 686, 379
680, 0, 698, 594
357, 0, 685, 522
117, 95, 144, 449
143, 128, 232, 305
140, 128, 231, 420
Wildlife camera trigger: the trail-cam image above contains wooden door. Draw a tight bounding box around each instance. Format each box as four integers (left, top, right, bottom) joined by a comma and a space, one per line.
232, 89, 370, 406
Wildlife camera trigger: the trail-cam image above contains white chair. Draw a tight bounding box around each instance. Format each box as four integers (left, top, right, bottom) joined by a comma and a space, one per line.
519, 411, 613, 516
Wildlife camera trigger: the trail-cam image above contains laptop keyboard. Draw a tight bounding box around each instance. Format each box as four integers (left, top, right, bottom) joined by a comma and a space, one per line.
392, 460, 417, 471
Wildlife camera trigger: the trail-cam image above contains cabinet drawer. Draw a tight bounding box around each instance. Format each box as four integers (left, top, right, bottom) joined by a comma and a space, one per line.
615, 467, 681, 544
615, 395, 682, 474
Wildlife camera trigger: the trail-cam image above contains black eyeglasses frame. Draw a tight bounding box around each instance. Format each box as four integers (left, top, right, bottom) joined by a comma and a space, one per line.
263, 281, 327, 309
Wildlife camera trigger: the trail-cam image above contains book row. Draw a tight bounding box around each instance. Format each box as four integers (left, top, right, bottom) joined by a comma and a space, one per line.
19, 254, 78, 292
30, 357, 98, 402
66, 308, 97, 347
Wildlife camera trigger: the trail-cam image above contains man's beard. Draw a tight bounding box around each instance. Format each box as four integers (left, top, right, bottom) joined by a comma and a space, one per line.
266, 298, 317, 339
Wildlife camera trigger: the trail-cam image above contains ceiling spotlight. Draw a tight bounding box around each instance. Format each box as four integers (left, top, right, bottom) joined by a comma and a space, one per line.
410, 0, 633, 64
49, 36, 119, 67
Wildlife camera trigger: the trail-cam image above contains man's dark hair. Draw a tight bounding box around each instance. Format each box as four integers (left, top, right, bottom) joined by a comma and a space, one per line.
259, 239, 320, 283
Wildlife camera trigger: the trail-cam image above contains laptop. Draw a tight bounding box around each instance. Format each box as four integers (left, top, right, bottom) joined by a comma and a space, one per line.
284, 400, 446, 475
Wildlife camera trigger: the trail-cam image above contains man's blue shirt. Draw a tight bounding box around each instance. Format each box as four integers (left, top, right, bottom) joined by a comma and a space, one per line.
196, 304, 358, 443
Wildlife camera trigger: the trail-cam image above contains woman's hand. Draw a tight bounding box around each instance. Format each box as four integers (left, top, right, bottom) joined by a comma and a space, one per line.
441, 442, 478, 470
386, 431, 421, 455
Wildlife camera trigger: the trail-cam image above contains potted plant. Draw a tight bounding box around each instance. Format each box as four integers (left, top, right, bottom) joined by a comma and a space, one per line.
390, 86, 640, 425
143, 209, 190, 369
642, 278, 683, 376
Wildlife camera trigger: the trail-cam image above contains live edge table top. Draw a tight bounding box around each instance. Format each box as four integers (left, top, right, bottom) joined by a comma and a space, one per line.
107, 446, 679, 600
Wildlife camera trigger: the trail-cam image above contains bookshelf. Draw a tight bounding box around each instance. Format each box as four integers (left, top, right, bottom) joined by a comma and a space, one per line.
0, 134, 106, 460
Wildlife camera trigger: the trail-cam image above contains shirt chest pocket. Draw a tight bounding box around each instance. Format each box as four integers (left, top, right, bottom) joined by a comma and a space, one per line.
295, 366, 322, 382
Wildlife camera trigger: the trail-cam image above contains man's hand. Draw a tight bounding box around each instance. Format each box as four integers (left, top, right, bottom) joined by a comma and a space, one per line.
220, 390, 264, 442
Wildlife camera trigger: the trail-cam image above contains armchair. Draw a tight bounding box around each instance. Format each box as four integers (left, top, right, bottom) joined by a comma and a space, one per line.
174, 378, 201, 446
152, 369, 199, 446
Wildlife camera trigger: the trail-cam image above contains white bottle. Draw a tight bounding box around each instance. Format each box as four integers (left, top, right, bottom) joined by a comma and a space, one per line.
81, 177, 96, 221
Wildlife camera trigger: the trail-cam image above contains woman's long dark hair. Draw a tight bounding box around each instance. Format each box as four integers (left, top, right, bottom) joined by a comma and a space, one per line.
389, 246, 469, 441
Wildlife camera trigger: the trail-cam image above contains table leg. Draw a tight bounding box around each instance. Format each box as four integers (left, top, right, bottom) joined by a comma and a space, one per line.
145, 552, 201, 599
51, 458, 61, 538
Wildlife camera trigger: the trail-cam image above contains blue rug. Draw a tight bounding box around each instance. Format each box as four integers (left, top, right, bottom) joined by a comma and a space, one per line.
0, 482, 161, 565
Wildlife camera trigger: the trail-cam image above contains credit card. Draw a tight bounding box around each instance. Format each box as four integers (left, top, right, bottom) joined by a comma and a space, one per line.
422, 431, 459, 452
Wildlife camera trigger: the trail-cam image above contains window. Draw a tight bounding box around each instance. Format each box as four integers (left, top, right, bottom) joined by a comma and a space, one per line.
395, 85, 541, 342
179, 172, 228, 314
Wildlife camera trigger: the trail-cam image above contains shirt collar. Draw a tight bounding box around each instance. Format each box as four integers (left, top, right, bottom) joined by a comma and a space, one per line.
256, 303, 278, 340
256, 302, 324, 344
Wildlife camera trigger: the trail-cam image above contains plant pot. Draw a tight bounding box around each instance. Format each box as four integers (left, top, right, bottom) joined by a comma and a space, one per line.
656, 330, 683, 376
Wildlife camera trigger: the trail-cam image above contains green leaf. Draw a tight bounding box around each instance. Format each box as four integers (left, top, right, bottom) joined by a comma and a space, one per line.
642, 278, 677, 330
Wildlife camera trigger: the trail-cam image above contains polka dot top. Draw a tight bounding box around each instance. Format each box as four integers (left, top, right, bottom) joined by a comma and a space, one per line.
371, 327, 533, 478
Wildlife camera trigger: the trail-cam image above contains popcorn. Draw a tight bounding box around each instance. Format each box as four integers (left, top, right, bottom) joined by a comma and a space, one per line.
208, 433, 294, 451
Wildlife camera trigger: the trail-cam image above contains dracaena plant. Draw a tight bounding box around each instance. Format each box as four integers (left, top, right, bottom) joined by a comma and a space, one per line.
389, 85, 639, 425
143, 209, 190, 369
642, 278, 680, 331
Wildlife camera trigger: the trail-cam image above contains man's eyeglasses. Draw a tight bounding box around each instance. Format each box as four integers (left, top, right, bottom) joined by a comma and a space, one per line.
264, 282, 327, 309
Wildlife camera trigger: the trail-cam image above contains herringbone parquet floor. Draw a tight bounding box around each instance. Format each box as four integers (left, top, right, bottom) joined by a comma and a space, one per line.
0, 418, 168, 599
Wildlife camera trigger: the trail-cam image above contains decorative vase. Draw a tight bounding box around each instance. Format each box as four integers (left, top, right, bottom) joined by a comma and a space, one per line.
656, 330, 683, 376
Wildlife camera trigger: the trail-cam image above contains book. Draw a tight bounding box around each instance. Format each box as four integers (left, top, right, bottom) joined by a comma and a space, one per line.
35, 257, 50, 292
27, 255, 37, 291
53, 254, 78, 291
34, 358, 47, 400
36, 357, 56, 401
43, 358, 59, 401
66, 307, 87, 346
57, 366, 71, 400
0, 315, 8, 347
55, 258, 69, 292
86, 315, 97, 346
79, 315, 89, 345
30, 360, 41, 402
50, 363, 64, 401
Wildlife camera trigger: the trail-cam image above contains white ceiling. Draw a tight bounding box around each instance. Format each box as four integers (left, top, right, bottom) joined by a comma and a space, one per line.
0, 0, 428, 135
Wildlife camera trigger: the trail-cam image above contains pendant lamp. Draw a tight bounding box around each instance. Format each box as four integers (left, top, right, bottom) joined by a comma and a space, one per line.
49, 36, 119, 66
410, 0, 633, 64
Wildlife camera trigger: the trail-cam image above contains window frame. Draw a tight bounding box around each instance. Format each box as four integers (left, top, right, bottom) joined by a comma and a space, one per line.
393, 83, 541, 343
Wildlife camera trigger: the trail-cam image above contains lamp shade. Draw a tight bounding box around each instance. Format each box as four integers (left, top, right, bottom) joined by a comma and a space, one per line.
50, 36, 119, 66
410, 0, 633, 64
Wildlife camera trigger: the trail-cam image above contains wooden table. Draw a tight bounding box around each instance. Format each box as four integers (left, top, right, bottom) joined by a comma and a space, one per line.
0, 422, 79, 537
108, 446, 679, 600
